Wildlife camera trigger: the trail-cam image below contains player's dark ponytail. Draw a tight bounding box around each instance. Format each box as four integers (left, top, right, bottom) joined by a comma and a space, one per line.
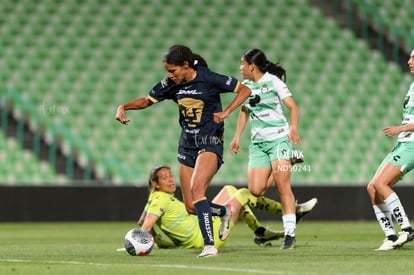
266, 62, 286, 82
243, 49, 286, 82
164, 45, 208, 69
191, 53, 208, 68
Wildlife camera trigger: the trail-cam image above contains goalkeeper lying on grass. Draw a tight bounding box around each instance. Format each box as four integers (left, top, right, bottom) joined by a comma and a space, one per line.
136, 165, 317, 253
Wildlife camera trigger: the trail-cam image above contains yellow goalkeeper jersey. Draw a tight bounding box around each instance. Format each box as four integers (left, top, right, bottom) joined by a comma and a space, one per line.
145, 190, 201, 248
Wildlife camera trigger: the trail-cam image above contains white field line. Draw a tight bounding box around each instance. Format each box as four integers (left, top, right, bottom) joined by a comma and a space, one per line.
0, 258, 283, 274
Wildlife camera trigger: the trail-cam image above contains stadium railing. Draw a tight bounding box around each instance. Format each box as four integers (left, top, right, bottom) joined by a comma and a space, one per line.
347, 0, 414, 55
1, 87, 141, 185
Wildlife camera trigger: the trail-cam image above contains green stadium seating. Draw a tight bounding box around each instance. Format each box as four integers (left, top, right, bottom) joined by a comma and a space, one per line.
1, 0, 413, 185
0, 130, 66, 185
362, 0, 414, 50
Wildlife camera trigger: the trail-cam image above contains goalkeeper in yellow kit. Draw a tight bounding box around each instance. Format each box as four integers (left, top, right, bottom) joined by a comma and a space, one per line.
137, 165, 317, 255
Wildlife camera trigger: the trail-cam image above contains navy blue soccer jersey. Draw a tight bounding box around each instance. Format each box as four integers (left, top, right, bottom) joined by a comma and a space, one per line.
147, 66, 240, 149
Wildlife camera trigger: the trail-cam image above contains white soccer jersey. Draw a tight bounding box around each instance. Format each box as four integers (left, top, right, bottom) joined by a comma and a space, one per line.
398, 82, 414, 142
243, 72, 292, 143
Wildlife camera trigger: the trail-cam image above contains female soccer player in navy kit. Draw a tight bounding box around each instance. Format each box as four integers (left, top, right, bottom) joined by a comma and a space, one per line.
367, 49, 414, 250
115, 45, 251, 257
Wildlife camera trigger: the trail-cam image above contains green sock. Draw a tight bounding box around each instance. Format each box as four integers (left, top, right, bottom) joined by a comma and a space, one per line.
239, 205, 263, 232
234, 188, 282, 214
251, 196, 282, 214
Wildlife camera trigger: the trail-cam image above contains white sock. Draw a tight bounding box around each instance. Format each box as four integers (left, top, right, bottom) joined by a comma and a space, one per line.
384, 192, 411, 230
373, 204, 395, 237
282, 214, 296, 236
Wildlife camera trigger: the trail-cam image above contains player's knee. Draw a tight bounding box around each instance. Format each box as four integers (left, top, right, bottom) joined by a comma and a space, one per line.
248, 186, 263, 197
237, 188, 250, 196
367, 181, 380, 203
367, 183, 372, 193
367, 181, 376, 195
368, 178, 381, 189
234, 188, 252, 205
223, 185, 237, 196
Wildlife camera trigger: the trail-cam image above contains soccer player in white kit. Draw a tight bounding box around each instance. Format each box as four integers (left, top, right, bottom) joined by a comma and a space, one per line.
230, 49, 301, 249
367, 49, 414, 250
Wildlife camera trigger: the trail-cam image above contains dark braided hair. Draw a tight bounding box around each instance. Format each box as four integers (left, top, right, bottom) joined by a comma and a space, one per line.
243, 49, 286, 82
164, 45, 208, 69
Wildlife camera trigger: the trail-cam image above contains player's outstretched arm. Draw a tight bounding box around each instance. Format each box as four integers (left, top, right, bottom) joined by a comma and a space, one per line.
383, 123, 414, 137
213, 84, 251, 123
140, 213, 177, 248
115, 97, 154, 125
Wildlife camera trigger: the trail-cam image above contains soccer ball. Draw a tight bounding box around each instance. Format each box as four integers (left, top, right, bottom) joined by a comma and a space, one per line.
124, 228, 154, 256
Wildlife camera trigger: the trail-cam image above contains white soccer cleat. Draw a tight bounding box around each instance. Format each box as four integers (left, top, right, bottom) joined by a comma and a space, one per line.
296, 197, 318, 222
197, 245, 218, 257
219, 204, 232, 241
375, 238, 396, 251
393, 231, 414, 248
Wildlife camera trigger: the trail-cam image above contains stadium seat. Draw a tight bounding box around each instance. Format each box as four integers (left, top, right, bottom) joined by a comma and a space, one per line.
1, 0, 412, 186
0, 130, 65, 185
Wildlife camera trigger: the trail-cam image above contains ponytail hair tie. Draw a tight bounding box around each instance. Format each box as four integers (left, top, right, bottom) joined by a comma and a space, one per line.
193, 59, 198, 66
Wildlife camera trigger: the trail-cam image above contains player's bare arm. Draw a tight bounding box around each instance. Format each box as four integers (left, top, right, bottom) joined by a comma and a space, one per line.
213, 83, 251, 123
140, 213, 158, 232
230, 107, 248, 154
115, 97, 154, 124
137, 210, 146, 227
283, 96, 301, 145
383, 123, 414, 137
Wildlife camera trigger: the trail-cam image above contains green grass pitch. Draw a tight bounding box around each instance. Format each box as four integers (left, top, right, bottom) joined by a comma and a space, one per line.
1, 221, 414, 274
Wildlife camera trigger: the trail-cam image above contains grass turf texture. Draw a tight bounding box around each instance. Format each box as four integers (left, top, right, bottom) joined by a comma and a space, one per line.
1, 221, 414, 274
